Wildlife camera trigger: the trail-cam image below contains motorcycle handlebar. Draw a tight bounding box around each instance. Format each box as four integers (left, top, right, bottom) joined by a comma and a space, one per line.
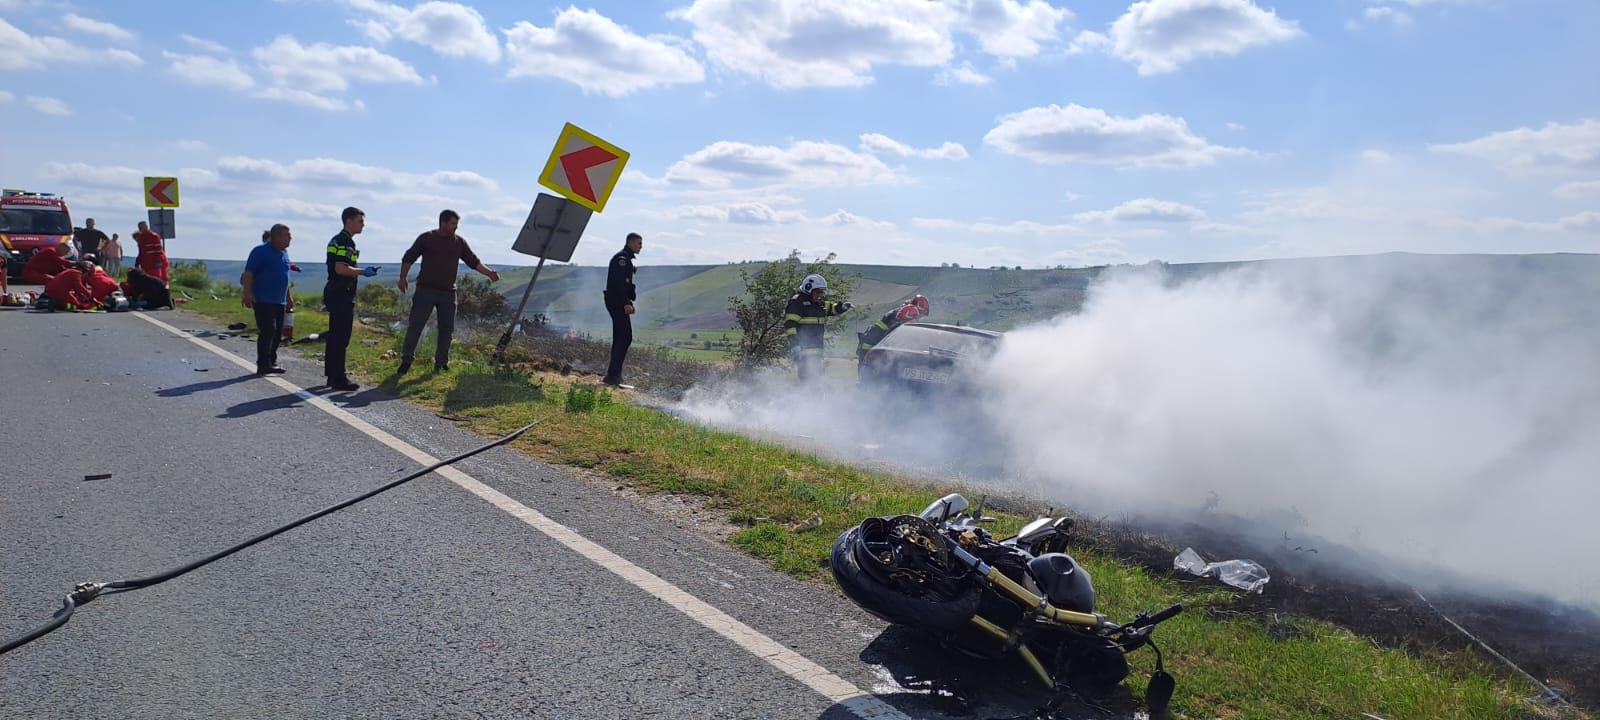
1131, 603, 1184, 629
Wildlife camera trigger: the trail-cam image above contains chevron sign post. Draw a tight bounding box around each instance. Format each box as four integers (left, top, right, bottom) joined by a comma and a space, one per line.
537, 122, 629, 213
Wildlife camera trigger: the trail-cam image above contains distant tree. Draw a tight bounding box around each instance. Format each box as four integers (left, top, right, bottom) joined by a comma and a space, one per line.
728, 250, 857, 364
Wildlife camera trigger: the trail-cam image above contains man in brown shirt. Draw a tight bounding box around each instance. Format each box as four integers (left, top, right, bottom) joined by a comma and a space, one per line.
396, 209, 500, 373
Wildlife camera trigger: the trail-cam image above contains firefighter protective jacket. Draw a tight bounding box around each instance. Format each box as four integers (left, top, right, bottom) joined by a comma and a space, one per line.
785, 293, 847, 351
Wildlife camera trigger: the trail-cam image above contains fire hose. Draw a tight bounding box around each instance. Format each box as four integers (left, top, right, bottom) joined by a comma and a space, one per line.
1, 419, 544, 657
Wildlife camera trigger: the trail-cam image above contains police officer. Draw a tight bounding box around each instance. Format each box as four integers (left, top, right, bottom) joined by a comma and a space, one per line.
324, 206, 378, 392
785, 273, 852, 381
603, 232, 643, 387
856, 294, 930, 360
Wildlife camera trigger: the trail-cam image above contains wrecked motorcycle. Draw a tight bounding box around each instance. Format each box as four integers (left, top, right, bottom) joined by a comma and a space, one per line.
831, 494, 1183, 714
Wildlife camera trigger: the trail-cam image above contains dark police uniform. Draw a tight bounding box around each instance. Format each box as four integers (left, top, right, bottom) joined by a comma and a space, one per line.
323, 229, 360, 384
784, 292, 849, 380
603, 246, 637, 384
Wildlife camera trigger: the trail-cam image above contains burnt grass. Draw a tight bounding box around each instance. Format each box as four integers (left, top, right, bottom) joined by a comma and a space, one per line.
1062, 510, 1600, 713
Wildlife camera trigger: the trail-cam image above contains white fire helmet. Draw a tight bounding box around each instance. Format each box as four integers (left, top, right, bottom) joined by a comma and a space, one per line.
799, 274, 828, 294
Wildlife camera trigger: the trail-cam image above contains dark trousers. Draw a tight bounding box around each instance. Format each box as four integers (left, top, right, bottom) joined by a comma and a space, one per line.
605, 298, 632, 382
253, 303, 285, 370
401, 287, 456, 367
324, 291, 354, 380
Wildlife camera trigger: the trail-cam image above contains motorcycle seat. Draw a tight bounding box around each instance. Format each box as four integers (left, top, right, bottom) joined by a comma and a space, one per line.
1027, 553, 1096, 613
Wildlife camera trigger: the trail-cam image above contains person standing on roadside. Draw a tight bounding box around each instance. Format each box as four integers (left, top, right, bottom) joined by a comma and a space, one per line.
134, 221, 170, 284
602, 232, 642, 387
73, 218, 109, 260
241, 224, 294, 376
395, 209, 498, 374
323, 206, 378, 392
101, 232, 123, 276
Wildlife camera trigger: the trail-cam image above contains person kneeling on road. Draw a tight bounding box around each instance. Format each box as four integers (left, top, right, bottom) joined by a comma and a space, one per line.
20, 241, 72, 285
784, 273, 851, 381
85, 257, 121, 305
42, 261, 98, 311
123, 266, 173, 310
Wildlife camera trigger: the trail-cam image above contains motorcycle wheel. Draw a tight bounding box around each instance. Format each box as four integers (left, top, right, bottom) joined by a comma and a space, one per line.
830, 524, 982, 631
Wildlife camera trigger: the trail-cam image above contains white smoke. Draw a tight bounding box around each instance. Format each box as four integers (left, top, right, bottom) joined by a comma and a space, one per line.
677, 256, 1600, 607
983, 259, 1600, 606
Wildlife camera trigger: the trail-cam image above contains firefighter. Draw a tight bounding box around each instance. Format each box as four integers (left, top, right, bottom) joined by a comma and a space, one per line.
42, 261, 97, 311
323, 206, 377, 392
856, 294, 930, 360
20, 241, 72, 285
784, 273, 852, 381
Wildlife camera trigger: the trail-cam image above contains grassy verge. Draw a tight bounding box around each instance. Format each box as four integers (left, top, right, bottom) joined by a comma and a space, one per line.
180, 291, 1574, 720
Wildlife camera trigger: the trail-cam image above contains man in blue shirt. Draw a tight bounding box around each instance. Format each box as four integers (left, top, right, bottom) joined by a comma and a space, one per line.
242, 224, 294, 376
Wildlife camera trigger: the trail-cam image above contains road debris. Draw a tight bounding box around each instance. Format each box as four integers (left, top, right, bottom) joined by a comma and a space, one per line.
82, 473, 112, 481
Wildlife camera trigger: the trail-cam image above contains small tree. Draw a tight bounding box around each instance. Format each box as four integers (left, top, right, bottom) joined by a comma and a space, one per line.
456, 275, 511, 324
728, 250, 856, 364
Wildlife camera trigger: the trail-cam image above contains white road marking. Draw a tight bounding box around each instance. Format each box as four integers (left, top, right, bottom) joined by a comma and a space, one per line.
133, 312, 911, 720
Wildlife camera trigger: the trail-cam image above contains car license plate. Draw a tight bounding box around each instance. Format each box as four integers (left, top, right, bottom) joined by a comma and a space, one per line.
900, 366, 953, 383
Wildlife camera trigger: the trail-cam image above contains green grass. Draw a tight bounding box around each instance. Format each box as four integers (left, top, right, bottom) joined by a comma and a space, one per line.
180, 292, 1581, 720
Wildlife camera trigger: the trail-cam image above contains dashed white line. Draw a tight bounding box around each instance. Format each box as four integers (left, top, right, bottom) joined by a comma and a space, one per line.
132, 311, 911, 720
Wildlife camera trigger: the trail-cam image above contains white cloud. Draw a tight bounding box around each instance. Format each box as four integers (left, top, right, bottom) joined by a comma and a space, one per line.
215, 155, 497, 195
983, 103, 1249, 169
1073, 197, 1206, 223
1065, 29, 1111, 55
104, 48, 144, 66
1360, 149, 1393, 163
252, 35, 423, 94
1225, 122, 1246, 131
728, 202, 805, 224
181, 34, 231, 55
25, 95, 71, 116
859, 132, 969, 160
1429, 119, 1600, 173
955, 0, 1072, 58
1361, 7, 1414, 27
254, 87, 352, 112
911, 217, 1083, 235
1107, 0, 1302, 75
165, 52, 256, 91
0, 18, 143, 69
935, 61, 992, 86
675, 0, 1067, 89
347, 0, 500, 62
0, 90, 12, 103
1063, 191, 1082, 201
1554, 180, 1600, 200
62, 13, 135, 43
176, 140, 210, 152
503, 7, 704, 96
664, 140, 903, 188
43, 162, 142, 188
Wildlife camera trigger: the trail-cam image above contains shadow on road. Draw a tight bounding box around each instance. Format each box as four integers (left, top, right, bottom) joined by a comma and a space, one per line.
217, 393, 305, 418
156, 373, 256, 397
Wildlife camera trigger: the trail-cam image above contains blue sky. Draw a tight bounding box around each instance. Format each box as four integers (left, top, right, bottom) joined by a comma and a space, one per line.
1, 0, 1596, 267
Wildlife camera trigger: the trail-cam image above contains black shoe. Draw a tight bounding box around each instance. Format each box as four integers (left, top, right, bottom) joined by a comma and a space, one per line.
434, 363, 449, 373
256, 366, 287, 376
330, 379, 359, 392
601, 376, 622, 387
396, 359, 412, 375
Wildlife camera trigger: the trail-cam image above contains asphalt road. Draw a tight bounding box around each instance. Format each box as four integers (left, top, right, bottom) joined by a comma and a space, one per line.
0, 303, 1048, 720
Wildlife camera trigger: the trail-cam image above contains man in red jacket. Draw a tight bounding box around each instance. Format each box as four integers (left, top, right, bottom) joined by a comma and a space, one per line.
43, 261, 97, 310
20, 241, 72, 285
86, 262, 120, 304
134, 221, 169, 283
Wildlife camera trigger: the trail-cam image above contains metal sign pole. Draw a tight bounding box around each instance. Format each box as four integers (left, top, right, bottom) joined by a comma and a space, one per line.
494, 199, 569, 359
